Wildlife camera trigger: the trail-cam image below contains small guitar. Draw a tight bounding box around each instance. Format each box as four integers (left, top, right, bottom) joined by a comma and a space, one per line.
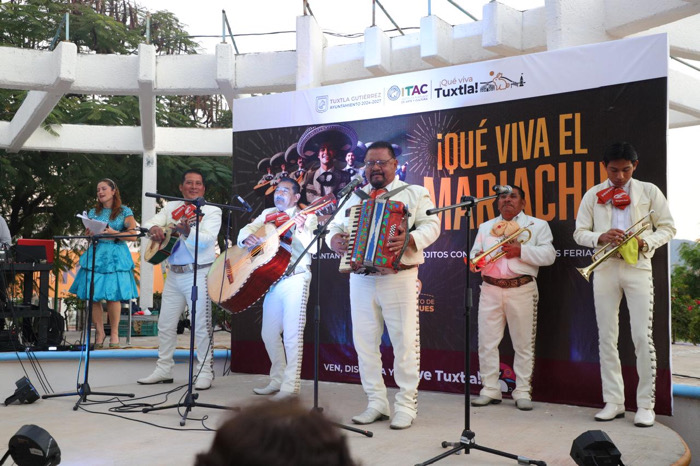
207, 195, 335, 314
144, 205, 201, 265
144, 224, 179, 265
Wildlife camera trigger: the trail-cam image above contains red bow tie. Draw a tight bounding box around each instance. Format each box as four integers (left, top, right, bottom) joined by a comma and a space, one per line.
596, 186, 630, 209
265, 211, 290, 227
370, 188, 388, 199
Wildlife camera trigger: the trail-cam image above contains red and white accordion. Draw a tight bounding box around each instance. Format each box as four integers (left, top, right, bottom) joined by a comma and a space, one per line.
339, 199, 410, 274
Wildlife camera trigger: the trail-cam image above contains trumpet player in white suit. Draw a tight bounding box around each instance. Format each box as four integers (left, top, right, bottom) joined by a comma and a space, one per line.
574, 142, 675, 427
470, 185, 556, 411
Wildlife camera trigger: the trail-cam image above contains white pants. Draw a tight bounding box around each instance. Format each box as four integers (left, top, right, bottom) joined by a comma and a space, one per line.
593, 259, 656, 409
261, 271, 311, 394
154, 267, 213, 381
349, 268, 420, 419
477, 280, 538, 401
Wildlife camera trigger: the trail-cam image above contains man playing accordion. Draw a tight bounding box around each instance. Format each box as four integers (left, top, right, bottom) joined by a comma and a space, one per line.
328, 141, 440, 430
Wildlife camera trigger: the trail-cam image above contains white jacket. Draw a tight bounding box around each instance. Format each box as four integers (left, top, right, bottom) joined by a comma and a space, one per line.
236, 206, 318, 269
143, 201, 222, 265
470, 212, 556, 278
326, 178, 441, 266
573, 178, 675, 270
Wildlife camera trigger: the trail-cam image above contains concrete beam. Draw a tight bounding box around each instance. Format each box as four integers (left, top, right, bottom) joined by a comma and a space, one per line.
452, 22, 501, 63
546, 0, 610, 50
606, 0, 700, 37
235, 51, 297, 94
6, 42, 76, 153
669, 66, 700, 120
482, 1, 524, 56
522, 7, 548, 53
364, 26, 391, 76
296, 14, 325, 90
324, 43, 375, 85
215, 43, 235, 108
0, 47, 69, 91
0, 124, 233, 156
633, 16, 700, 61
138, 44, 156, 151
420, 15, 453, 67
669, 109, 700, 128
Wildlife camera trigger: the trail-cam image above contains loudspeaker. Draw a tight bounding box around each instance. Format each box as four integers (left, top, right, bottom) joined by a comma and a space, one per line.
4, 377, 39, 406
570, 430, 622, 465
46, 311, 65, 346
5, 424, 61, 466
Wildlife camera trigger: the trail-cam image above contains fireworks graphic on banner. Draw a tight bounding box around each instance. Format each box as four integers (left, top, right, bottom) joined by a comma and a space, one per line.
405, 112, 460, 179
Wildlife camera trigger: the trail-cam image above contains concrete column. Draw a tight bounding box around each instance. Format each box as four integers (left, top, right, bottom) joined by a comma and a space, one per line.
139, 149, 157, 311
546, 0, 609, 50
482, 1, 523, 56
420, 15, 453, 66
364, 26, 391, 76
138, 44, 156, 151
215, 43, 235, 108
296, 14, 326, 90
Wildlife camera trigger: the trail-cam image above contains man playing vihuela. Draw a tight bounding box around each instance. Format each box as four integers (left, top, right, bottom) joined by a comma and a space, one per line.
237, 177, 318, 400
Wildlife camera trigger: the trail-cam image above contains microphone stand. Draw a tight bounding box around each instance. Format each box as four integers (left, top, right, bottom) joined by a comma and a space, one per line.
141, 193, 245, 426
286, 188, 373, 437
416, 194, 546, 466
43, 231, 140, 409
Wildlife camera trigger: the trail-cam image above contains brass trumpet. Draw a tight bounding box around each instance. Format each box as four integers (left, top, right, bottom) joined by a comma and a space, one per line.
576, 211, 654, 282
470, 222, 534, 272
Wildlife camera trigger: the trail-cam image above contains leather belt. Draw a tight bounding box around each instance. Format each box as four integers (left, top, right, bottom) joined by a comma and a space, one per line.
170, 263, 212, 274
482, 275, 534, 289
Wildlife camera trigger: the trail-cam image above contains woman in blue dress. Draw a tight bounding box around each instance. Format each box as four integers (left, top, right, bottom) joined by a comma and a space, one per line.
69, 179, 139, 348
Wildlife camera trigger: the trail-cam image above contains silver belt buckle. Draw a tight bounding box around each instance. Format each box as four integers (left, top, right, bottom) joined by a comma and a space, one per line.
171, 264, 192, 273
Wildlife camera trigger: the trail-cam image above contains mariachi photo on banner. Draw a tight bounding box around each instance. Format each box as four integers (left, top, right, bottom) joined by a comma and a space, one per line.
226, 34, 672, 414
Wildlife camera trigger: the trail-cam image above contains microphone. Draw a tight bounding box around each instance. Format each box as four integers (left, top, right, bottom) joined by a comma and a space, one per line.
493, 185, 513, 195
336, 177, 363, 198
235, 195, 253, 212
134, 227, 150, 234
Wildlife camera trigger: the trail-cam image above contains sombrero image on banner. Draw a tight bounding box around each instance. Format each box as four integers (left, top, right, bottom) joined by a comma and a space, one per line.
298, 123, 356, 203
297, 123, 358, 159
266, 151, 289, 195
254, 157, 274, 193
286, 142, 314, 185
344, 141, 367, 178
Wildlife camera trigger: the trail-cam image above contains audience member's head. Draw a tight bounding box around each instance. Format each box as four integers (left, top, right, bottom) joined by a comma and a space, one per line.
195, 399, 358, 466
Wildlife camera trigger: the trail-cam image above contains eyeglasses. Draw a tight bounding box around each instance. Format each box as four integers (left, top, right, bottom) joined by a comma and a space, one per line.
365, 159, 393, 168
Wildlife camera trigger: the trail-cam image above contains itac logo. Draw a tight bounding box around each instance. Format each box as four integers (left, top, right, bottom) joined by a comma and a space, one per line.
387, 84, 429, 101
387, 85, 401, 101
316, 95, 329, 113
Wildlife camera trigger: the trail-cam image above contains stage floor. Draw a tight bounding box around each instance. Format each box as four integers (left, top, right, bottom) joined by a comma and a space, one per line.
0, 357, 691, 466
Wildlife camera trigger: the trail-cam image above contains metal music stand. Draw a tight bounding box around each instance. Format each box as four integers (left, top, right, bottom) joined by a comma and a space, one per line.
286, 187, 373, 438
415, 193, 546, 466
141, 193, 245, 426
43, 231, 139, 410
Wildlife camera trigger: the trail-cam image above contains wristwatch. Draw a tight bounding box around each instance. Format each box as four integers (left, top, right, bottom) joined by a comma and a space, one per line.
641, 239, 650, 253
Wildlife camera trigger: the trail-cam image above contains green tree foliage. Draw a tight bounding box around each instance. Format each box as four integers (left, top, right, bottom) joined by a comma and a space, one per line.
0, 0, 232, 257
671, 241, 700, 344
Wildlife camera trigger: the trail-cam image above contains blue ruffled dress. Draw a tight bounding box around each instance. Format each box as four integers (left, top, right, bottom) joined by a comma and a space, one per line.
69, 206, 139, 301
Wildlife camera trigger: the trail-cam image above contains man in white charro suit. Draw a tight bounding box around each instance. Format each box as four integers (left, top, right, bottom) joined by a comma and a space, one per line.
574, 141, 675, 427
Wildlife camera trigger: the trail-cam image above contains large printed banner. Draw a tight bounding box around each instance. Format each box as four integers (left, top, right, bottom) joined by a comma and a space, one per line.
229, 35, 672, 414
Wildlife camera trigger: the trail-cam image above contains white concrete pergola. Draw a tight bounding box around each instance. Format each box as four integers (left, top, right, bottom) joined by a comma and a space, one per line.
1, 0, 699, 308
